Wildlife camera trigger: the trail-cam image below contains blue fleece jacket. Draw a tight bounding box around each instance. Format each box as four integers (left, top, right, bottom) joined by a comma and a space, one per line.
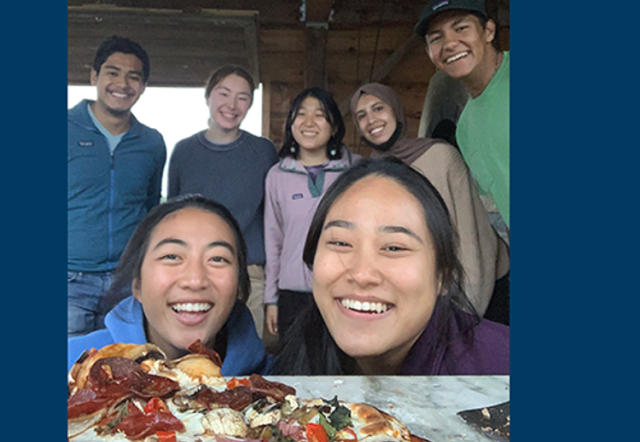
68, 100, 166, 272
67, 297, 271, 376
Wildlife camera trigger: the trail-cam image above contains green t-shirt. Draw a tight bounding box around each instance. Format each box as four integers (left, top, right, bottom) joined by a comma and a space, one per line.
457, 51, 510, 227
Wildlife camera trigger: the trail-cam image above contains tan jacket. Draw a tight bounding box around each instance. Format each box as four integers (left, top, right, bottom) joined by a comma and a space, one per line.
412, 142, 509, 315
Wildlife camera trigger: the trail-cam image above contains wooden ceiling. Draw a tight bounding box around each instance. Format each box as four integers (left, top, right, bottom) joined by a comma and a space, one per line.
68, 5, 261, 87
68, 1, 509, 88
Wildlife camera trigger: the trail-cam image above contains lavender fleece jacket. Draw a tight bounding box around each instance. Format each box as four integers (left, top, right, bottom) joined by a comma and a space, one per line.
263, 147, 362, 305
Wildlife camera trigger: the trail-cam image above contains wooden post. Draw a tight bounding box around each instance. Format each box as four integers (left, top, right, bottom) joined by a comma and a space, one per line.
304, 23, 328, 89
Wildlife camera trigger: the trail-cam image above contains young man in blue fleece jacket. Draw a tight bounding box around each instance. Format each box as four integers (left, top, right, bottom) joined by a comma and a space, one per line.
68, 36, 166, 337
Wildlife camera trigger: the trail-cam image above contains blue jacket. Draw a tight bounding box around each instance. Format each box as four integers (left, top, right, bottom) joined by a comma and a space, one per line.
68, 297, 272, 376
68, 100, 166, 272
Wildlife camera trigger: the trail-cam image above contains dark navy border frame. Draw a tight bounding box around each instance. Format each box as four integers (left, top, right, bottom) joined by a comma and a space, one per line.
4, 1, 637, 439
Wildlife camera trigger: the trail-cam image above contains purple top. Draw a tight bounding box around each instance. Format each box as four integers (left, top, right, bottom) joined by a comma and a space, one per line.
400, 303, 509, 375
304, 163, 327, 183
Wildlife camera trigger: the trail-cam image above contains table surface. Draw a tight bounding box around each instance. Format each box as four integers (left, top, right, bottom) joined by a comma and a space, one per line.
266, 375, 510, 442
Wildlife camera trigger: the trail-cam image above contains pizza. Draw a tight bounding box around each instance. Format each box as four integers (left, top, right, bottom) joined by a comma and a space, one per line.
68, 341, 429, 442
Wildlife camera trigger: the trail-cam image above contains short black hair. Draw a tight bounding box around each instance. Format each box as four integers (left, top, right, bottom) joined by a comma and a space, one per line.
92, 35, 150, 83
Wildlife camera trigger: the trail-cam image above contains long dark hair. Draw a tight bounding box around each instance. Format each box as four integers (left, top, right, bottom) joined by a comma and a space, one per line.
103, 195, 251, 312
272, 157, 479, 375
280, 87, 345, 161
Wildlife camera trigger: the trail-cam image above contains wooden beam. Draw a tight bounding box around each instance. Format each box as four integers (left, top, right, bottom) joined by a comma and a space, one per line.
261, 77, 272, 139
339, 33, 422, 116
304, 24, 328, 88
303, 0, 334, 89
305, 0, 334, 22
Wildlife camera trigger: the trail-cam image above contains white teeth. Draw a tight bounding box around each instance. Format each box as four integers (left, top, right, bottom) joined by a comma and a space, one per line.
340, 299, 389, 314
446, 52, 469, 63
171, 303, 212, 313
301, 131, 317, 136
370, 127, 384, 135
111, 92, 127, 98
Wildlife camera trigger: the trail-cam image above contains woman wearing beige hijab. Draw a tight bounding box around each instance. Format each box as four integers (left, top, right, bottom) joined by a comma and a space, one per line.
351, 83, 509, 324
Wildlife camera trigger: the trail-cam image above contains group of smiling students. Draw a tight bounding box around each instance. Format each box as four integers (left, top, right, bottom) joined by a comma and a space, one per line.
69, 0, 510, 378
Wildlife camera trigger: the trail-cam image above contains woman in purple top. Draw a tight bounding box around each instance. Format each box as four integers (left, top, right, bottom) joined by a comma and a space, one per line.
272, 157, 509, 375
263, 87, 361, 345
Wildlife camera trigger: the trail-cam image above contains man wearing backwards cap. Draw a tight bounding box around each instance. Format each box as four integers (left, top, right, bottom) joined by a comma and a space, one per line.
415, 0, 510, 230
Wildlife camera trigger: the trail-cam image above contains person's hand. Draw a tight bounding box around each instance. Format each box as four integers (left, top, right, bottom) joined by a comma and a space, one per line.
265, 304, 278, 335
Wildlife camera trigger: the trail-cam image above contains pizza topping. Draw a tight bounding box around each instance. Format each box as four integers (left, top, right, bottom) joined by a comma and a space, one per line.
196, 384, 255, 411
323, 397, 352, 431
114, 409, 185, 440
307, 423, 330, 442
335, 427, 358, 442
68, 387, 126, 420
201, 408, 249, 437
249, 373, 297, 402
87, 356, 180, 399
249, 406, 282, 428
96, 400, 143, 435
187, 339, 223, 368
144, 397, 171, 414
155, 431, 177, 442
227, 376, 251, 390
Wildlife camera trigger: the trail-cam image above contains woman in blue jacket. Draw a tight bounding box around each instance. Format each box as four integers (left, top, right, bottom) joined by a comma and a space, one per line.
68, 195, 270, 376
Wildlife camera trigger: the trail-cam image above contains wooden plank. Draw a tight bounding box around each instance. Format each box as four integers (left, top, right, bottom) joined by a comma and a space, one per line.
68, 5, 260, 87
261, 78, 272, 138
336, 33, 422, 115
304, 26, 328, 88
305, 0, 335, 22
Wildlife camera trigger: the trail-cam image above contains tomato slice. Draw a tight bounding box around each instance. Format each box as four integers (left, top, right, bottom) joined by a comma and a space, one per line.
341, 427, 358, 442
144, 397, 170, 414
226, 377, 251, 390
156, 431, 177, 442
306, 423, 330, 442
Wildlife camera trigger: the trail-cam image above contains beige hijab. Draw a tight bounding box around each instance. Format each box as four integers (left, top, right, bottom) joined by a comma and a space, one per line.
350, 82, 440, 164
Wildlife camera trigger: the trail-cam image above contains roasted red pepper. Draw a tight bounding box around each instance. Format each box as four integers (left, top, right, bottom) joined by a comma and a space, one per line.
156, 430, 177, 442
144, 397, 170, 414
306, 423, 330, 442
226, 377, 251, 390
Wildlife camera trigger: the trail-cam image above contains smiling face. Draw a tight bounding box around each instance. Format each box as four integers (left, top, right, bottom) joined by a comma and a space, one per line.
206, 74, 253, 133
291, 96, 333, 160
312, 175, 440, 374
132, 207, 240, 360
91, 52, 146, 117
425, 10, 496, 81
354, 94, 397, 146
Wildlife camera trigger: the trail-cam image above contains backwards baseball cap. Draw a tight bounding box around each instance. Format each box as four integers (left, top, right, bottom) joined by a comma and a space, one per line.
414, 0, 488, 37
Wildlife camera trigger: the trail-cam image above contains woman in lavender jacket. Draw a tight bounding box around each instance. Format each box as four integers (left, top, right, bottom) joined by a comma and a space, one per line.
263, 87, 361, 345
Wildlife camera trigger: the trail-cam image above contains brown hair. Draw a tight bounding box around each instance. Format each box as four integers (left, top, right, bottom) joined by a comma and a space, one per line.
204, 65, 256, 101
